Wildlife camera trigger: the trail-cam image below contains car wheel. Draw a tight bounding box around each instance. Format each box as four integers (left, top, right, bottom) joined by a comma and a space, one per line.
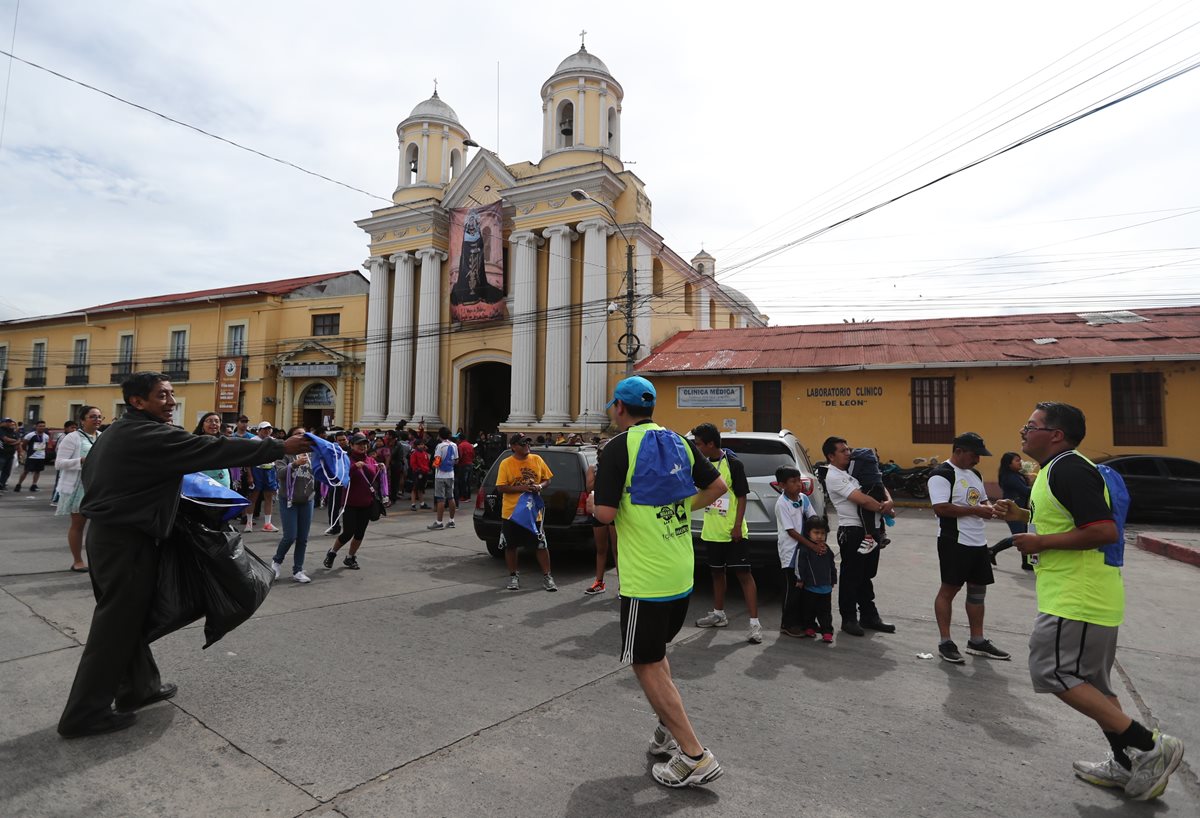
485, 539, 503, 558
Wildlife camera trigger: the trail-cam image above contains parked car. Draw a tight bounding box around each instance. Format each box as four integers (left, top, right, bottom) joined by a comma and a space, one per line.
1096, 455, 1200, 521
474, 445, 598, 558
687, 430, 826, 567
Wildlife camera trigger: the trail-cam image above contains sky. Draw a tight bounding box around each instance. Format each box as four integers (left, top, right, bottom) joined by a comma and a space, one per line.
1, 0, 1198, 326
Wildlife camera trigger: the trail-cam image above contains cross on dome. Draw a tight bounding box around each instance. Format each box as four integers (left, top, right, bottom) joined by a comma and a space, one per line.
579, 29, 587, 49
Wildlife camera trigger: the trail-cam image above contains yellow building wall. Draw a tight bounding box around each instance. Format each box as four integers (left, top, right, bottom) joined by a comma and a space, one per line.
646, 362, 1200, 467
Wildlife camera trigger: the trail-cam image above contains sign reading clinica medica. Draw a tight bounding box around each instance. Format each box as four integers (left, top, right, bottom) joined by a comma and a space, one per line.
677, 385, 744, 409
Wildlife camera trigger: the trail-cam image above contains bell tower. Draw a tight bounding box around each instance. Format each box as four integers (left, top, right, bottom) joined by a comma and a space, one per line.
540, 38, 624, 160
394, 87, 471, 203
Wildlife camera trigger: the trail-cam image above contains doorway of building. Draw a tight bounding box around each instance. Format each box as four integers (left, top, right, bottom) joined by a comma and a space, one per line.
299, 382, 336, 431
463, 362, 510, 439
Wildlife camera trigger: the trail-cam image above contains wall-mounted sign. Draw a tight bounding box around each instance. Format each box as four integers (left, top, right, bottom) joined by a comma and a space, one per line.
215, 357, 242, 413
806, 385, 884, 408
677, 385, 744, 409
722, 418, 737, 432
281, 363, 339, 377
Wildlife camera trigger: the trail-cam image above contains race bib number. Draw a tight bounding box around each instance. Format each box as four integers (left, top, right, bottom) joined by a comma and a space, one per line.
708, 492, 731, 517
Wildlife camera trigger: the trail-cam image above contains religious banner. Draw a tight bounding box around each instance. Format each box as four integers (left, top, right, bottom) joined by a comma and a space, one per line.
449, 202, 507, 323
215, 357, 242, 413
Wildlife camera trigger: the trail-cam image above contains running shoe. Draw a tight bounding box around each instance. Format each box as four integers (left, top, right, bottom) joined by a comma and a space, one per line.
652, 748, 723, 788
543, 574, 558, 592
446, 519, 456, 528
695, 611, 728, 628
648, 723, 678, 757
322, 550, 336, 569
966, 638, 1011, 660
13, 485, 21, 492
411, 503, 418, 511
938, 640, 965, 664
1125, 732, 1185, 801
292, 571, 312, 584
747, 623, 763, 644
427, 521, 445, 530
271, 560, 281, 580
857, 536, 878, 555
29, 485, 38, 492
324, 524, 341, 536
1073, 755, 1131, 789
244, 521, 254, 532
584, 580, 607, 596
262, 523, 278, 533
506, 574, 519, 591
803, 628, 817, 639
343, 555, 360, 570
420, 503, 431, 510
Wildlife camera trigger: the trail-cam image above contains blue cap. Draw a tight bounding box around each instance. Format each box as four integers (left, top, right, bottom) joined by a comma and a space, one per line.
606, 376, 656, 409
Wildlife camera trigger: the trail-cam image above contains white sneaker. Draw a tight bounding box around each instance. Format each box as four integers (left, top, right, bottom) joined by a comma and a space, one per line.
271, 560, 281, 580
427, 521, 445, 530
652, 748, 723, 788
648, 724, 679, 757
244, 522, 255, 533
695, 610, 728, 628
446, 519, 456, 528
857, 536, 878, 555
292, 570, 312, 584
747, 623, 764, 644
1073, 755, 1131, 789
1125, 732, 1185, 800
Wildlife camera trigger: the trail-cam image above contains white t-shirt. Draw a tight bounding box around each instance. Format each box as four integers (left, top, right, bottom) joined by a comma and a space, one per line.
23, 432, 48, 460
928, 462, 988, 547
775, 491, 815, 568
433, 440, 457, 478
824, 464, 864, 530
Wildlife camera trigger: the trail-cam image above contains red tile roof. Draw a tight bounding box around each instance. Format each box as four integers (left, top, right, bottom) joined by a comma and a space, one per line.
81, 272, 360, 313
636, 306, 1200, 374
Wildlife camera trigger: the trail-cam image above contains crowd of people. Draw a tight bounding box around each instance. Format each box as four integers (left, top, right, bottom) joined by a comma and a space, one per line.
1, 371, 1185, 802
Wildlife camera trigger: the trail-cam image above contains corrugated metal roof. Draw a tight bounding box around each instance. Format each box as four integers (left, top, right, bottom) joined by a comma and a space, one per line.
636, 306, 1200, 373
82, 272, 360, 313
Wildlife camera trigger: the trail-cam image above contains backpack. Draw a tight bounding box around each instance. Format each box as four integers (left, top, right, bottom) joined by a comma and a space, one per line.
1096, 464, 1130, 568
628, 428, 697, 506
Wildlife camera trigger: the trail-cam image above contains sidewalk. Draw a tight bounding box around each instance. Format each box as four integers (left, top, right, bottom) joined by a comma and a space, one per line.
1136, 530, 1200, 568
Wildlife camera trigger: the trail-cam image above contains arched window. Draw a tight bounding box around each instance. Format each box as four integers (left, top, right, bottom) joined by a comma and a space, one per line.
652, 258, 664, 296
556, 99, 575, 148
300, 383, 335, 407
728, 313, 737, 329
450, 148, 462, 180
709, 298, 717, 328
607, 107, 620, 155
405, 143, 419, 185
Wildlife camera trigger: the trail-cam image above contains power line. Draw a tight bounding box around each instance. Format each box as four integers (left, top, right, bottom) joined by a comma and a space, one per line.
0, 0, 19, 152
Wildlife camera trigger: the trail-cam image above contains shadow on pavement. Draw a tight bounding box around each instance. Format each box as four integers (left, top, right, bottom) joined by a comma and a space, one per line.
542, 620, 622, 661
940, 658, 1041, 747
565, 772, 719, 817
744, 632, 899, 683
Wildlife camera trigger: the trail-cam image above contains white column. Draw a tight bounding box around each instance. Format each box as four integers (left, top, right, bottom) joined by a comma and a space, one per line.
577, 219, 614, 425
541, 224, 576, 424
386, 252, 415, 423
635, 241, 653, 364
412, 248, 447, 427
440, 126, 450, 182
419, 125, 430, 183
575, 79, 586, 146
542, 98, 552, 155
507, 231, 540, 424
698, 282, 711, 330
360, 255, 389, 423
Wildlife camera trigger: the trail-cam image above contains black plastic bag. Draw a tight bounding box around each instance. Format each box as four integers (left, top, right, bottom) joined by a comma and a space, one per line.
146, 512, 273, 648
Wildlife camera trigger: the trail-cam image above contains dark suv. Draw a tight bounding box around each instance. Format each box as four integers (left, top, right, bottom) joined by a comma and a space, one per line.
473, 445, 598, 558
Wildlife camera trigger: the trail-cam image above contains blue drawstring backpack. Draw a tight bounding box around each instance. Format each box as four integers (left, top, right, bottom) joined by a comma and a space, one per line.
180, 473, 251, 523
305, 432, 350, 488
510, 491, 545, 534
1096, 463, 1130, 567
629, 429, 697, 506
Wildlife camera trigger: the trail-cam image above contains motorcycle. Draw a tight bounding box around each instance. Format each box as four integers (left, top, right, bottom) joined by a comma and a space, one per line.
881, 456, 939, 499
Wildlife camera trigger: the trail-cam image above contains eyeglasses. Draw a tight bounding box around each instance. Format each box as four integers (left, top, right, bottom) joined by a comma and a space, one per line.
1020, 424, 1055, 434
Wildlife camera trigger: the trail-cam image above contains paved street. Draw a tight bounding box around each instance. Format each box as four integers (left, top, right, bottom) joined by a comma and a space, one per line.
1, 489, 1197, 817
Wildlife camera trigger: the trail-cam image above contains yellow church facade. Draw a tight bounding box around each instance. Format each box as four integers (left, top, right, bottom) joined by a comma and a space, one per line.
354, 45, 766, 435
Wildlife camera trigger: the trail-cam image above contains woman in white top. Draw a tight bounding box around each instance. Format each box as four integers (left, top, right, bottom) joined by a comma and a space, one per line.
55, 405, 103, 572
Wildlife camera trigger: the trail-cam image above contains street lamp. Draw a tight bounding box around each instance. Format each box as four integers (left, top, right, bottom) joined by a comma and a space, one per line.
569, 188, 639, 375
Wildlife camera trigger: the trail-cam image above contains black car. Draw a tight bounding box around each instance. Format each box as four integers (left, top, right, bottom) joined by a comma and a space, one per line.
473, 445, 598, 557
1097, 455, 1200, 521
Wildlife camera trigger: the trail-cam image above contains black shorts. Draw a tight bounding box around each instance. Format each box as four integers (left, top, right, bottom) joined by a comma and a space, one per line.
500, 518, 547, 551
620, 594, 690, 665
704, 537, 751, 569
23, 459, 46, 473
937, 539, 994, 587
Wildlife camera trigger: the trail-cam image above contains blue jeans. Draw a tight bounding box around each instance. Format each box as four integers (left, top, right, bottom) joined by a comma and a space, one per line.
274, 498, 313, 574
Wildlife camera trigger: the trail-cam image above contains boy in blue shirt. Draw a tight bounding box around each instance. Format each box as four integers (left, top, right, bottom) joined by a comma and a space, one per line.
794, 516, 837, 643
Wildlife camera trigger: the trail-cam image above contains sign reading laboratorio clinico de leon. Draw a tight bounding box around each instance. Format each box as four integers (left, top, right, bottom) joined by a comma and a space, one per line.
806, 385, 884, 408
677, 386, 744, 409
215, 357, 243, 413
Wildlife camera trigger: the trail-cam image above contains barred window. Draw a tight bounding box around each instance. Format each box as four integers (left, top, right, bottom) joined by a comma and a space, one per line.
1111, 372, 1163, 446
911, 377, 955, 444
312, 314, 340, 336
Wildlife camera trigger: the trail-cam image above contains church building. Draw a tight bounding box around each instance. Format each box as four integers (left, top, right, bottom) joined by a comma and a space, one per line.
354, 43, 766, 435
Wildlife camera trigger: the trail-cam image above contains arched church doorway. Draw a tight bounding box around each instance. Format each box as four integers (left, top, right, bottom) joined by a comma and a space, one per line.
462, 362, 510, 439
299, 382, 336, 430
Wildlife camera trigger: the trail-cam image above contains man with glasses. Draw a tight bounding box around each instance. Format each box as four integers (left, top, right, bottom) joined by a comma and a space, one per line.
996, 402, 1184, 800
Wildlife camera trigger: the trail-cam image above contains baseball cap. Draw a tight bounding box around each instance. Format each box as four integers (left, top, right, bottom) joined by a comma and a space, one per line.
605, 376, 656, 409
350, 433, 369, 445
509, 433, 532, 446
952, 432, 992, 456
257, 421, 274, 430
1, 417, 13, 423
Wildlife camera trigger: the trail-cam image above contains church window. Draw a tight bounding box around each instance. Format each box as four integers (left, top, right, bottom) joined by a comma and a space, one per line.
556, 99, 575, 148
652, 258, 664, 296
450, 148, 462, 180
607, 107, 620, 154
405, 143, 419, 185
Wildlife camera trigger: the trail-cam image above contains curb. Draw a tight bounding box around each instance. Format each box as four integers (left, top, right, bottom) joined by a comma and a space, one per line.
1136, 534, 1200, 568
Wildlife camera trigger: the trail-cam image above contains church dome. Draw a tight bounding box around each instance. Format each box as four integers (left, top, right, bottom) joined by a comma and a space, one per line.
405, 91, 462, 125
552, 46, 612, 78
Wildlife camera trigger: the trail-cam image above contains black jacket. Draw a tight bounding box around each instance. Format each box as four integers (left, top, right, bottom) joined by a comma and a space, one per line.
82, 410, 285, 539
